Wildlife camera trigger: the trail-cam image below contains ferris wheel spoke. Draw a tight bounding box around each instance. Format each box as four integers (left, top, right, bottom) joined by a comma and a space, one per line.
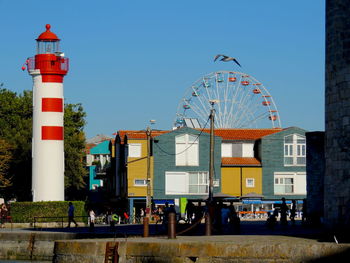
238, 111, 270, 128
191, 85, 210, 116
175, 71, 281, 129
228, 73, 243, 125
188, 100, 211, 125
215, 73, 225, 127
222, 75, 229, 125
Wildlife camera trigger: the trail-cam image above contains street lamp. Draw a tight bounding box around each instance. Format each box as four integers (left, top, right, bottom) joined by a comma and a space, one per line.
144, 120, 155, 237
206, 100, 218, 235
208, 100, 218, 202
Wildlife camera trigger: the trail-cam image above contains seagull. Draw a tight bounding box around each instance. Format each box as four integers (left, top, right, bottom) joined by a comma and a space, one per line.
214, 54, 241, 67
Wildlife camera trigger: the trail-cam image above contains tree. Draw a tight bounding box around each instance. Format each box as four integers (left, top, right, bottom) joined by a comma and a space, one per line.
64, 103, 87, 200
0, 139, 13, 188
0, 88, 87, 200
0, 88, 32, 200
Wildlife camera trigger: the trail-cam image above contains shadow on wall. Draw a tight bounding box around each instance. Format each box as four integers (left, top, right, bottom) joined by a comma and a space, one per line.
308, 248, 350, 263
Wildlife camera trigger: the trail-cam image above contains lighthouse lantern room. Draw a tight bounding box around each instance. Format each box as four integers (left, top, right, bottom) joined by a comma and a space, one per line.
27, 24, 69, 201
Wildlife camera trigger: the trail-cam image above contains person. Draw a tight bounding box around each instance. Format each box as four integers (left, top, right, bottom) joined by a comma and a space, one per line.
0, 203, 8, 228
290, 200, 296, 225
140, 208, 145, 218
155, 206, 163, 224
302, 198, 307, 223
266, 211, 277, 229
162, 202, 171, 231
106, 209, 112, 225
221, 205, 231, 229
89, 209, 95, 231
214, 201, 223, 232
228, 202, 240, 234
185, 201, 194, 223
123, 211, 130, 224
280, 198, 288, 226
67, 202, 78, 228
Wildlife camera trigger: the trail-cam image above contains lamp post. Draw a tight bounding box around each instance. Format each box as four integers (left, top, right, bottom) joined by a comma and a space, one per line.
206, 100, 217, 235
146, 126, 152, 217
144, 120, 155, 237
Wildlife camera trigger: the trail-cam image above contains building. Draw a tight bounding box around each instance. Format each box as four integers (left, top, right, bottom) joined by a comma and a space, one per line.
111, 130, 169, 215
324, 0, 350, 231
261, 127, 307, 206
86, 137, 112, 190
152, 127, 222, 214
110, 127, 307, 217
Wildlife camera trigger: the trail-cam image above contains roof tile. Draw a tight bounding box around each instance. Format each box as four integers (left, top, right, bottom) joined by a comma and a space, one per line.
222, 157, 261, 166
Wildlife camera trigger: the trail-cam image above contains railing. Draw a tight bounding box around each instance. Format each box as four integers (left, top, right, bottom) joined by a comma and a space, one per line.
26, 56, 69, 73
33, 215, 88, 228
239, 211, 268, 219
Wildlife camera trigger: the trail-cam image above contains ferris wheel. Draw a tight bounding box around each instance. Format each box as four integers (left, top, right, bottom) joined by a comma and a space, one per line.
174, 71, 281, 129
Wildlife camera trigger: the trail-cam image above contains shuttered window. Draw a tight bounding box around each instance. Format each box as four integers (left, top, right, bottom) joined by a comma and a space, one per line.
175, 134, 199, 166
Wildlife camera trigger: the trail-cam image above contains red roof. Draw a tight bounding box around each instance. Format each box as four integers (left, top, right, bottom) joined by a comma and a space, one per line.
202, 128, 282, 141
222, 157, 261, 166
85, 143, 96, 154
36, 24, 60, 41
116, 130, 170, 144
115, 128, 282, 143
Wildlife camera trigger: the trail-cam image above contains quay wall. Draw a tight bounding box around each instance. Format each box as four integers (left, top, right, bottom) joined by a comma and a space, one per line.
0, 231, 77, 261
2, 232, 350, 262
54, 236, 350, 263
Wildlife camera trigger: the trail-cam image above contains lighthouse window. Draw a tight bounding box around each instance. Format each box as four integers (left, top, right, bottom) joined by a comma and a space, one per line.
37, 41, 59, 54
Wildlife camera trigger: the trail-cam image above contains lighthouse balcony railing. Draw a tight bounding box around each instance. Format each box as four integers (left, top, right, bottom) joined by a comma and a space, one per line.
26, 56, 69, 73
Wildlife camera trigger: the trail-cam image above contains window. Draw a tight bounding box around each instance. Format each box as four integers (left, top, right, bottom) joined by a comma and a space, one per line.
284, 134, 306, 166
221, 143, 254, 157
274, 177, 294, 194
274, 172, 306, 195
175, 134, 199, 166
134, 179, 149, 186
189, 172, 209, 194
246, 178, 255, 188
165, 171, 208, 195
221, 143, 232, 157
129, 143, 141, 158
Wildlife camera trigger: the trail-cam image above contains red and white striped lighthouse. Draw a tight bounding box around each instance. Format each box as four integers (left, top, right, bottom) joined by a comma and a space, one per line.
26, 24, 69, 201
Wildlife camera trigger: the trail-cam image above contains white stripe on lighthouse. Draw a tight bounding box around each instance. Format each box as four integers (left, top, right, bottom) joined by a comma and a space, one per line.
31, 73, 65, 201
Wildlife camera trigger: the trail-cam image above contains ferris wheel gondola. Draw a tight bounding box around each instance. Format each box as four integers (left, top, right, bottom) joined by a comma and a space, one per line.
174, 71, 281, 129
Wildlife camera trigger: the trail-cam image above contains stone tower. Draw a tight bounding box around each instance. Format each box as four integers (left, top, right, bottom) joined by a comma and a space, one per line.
325, 0, 350, 229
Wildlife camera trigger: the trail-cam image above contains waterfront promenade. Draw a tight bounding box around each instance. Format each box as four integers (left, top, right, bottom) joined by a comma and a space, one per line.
1, 221, 350, 262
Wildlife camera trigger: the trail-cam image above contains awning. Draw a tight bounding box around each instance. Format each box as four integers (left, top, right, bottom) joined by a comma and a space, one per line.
153, 200, 175, 205
240, 192, 264, 199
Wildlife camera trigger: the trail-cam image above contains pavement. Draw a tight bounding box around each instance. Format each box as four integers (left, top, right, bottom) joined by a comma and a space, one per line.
0, 220, 335, 241
1, 220, 350, 262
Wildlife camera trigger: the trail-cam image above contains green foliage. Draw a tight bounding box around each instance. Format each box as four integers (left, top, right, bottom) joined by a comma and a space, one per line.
64, 103, 88, 200
0, 138, 13, 188
0, 88, 88, 201
10, 201, 87, 223
0, 89, 32, 199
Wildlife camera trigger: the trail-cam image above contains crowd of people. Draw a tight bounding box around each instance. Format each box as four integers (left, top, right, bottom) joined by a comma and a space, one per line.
0, 198, 306, 232
64, 197, 309, 233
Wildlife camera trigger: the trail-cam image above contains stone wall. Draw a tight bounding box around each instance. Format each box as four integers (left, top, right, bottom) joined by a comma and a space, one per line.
325, 0, 350, 230
306, 132, 325, 223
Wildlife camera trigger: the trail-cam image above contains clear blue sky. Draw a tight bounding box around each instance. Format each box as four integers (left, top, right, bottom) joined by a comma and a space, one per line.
0, 0, 325, 138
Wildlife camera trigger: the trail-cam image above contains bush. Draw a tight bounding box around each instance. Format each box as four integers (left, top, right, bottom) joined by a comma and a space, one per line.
10, 201, 87, 223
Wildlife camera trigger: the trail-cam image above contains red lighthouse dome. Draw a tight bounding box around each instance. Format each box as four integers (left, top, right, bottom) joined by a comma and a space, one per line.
36, 24, 60, 41
26, 24, 69, 83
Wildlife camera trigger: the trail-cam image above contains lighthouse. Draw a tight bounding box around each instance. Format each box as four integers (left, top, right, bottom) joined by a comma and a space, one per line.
26, 24, 69, 201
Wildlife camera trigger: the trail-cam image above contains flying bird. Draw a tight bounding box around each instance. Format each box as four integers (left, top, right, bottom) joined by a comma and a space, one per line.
214, 54, 241, 67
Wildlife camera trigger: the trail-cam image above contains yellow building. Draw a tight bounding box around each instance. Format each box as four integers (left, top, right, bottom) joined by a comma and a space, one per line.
114, 130, 169, 215
213, 129, 280, 198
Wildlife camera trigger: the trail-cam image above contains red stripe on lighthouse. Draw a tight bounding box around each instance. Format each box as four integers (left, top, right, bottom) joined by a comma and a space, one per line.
42, 98, 63, 112
42, 126, 64, 140
42, 75, 64, 83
